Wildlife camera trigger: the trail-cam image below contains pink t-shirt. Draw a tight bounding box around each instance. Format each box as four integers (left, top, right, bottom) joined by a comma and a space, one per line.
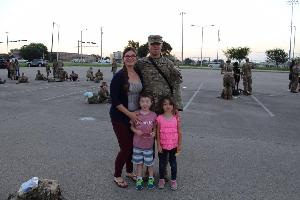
133, 111, 157, 149
156, 114, 179, 150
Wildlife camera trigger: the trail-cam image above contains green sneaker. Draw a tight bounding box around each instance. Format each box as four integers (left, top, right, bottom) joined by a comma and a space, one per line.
136, 179, 143, 190
147, 177, 155, 190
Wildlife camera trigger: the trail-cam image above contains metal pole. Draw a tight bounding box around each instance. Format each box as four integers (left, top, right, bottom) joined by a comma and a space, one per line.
50, 22, 54, 62
56, 24, 59, 61
293, 26, 296, 59
80, 30, 83, 60
6, 32, 9, 53
78, 40, 80, 57
200, 26, 203, 67
180, 12, 186, 63
217, 29, 220, 61
288, 3, 294, 60
100, 27, 103, 58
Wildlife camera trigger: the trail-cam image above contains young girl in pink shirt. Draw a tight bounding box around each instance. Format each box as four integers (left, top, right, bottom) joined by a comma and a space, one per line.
156, 96, 182, 190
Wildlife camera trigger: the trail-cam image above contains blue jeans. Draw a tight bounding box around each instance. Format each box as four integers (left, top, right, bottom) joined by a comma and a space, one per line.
158, 148, 177, 180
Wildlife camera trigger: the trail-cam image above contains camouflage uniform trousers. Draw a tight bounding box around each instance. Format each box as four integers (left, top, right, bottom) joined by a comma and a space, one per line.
243, 76, 252, 94
290, 75, 299, 92
222, 73, 234, 100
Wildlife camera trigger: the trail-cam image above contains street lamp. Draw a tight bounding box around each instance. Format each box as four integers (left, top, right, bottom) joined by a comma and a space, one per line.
293, 26, 296, 59
81, 28, 87, 60
217, 28, 220, 61
100, 27, 103, 58
191, 24, 215, 67
180, 12, 186, 64
5, 32, 9, 53
287, 0, 298, 60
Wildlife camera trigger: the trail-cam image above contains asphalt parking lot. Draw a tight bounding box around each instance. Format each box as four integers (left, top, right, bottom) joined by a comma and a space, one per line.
0, 67, 299, 200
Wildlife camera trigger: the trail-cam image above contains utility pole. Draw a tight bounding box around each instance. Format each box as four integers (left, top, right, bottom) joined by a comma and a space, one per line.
180, 12, 186, 64
100, 26, 103, 58
50, 22, 54, 62
293, 26, 296, 59
5, 32, 9, 53
288, 0, 298, 60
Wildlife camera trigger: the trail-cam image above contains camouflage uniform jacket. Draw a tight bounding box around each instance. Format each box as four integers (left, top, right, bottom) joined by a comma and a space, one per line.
135, 56, 182, 112
242, 63, 252, 77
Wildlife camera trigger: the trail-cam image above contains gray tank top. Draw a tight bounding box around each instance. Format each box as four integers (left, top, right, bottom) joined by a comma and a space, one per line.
128, 81, 143, 111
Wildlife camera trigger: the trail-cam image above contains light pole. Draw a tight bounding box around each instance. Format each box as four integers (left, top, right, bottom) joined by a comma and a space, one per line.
5, 32, 9, 53
288, 0, 298, 60
293, 26, 296, 59
180, 12, 186, 64
81, 28, 87, 60
191, 24, 214, 67
217, 28, 220, 61
100, 27, 103, 58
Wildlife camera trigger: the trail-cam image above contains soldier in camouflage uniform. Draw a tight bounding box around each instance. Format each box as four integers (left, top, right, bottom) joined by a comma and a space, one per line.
46, 63, 51, 78
135, 35, 183, 113
8, 59, 16, 80
88, 82, 110, 104
86, 67, 94, 81
221, 60, 234, 100
241, 58, 253, 95
94, 69, 103, 83
52, 61, 59, 78
290, 60, 299, 93
17, 73, 29, 84
111, 58, 118, 75
35, 70, 47, 81
69, 70, 79, 81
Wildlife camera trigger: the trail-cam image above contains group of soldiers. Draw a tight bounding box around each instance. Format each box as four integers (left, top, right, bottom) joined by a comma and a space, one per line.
221, 58, 253, 100
86, 67, 104, 83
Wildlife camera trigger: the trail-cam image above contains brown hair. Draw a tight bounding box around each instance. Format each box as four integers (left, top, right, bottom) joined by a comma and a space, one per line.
122, 47, 137, 93
157, 95, 177, 115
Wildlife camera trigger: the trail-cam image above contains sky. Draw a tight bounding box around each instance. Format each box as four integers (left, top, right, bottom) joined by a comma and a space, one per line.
0, 0, 299, 62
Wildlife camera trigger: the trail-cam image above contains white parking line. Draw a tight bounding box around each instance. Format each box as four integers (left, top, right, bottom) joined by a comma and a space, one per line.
183, 82, 203, 111
251, 95, 275, 117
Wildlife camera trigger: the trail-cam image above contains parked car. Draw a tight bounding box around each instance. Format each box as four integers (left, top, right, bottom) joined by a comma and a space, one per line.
208, 62, 221, 69
0, 57, 7, 69
27, 59, 48, 67
98, 59, 110, 64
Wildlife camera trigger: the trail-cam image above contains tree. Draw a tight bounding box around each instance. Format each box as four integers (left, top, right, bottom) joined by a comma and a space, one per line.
125, 40, 139, 51
265, 48, 288, 67
137, 43, 149, 58
223, 47, 250, 63
136, 41, 173, 58
184, 58, 194, 65
20, 43, 48, 61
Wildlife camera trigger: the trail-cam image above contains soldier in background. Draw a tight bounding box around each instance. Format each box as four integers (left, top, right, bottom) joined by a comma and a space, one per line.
94, 69, 103, 83
111, 58, 118, 75
135, 35, 183, 113
15, 59, 20, 77
52, 61, 59, 78
46, 63, 51, 78
290, 60, 299, 93
241, 58, 253, 95
98, 81, 110, 103
8, 59, 16, 80
35, 70, 47, 81
17, 73, 29, 83
86, 67, 94, 81
221, 60, 234, 100
233, 62, 241, 91
87, 82, 110, 104
69, 70, 79, 81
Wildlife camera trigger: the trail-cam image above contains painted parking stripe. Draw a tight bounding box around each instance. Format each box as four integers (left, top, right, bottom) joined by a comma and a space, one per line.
251, 95, 275, 117
183, 82, 203, 111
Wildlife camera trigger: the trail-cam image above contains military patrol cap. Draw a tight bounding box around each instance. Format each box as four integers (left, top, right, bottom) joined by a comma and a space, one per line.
148, 35, 163, 44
